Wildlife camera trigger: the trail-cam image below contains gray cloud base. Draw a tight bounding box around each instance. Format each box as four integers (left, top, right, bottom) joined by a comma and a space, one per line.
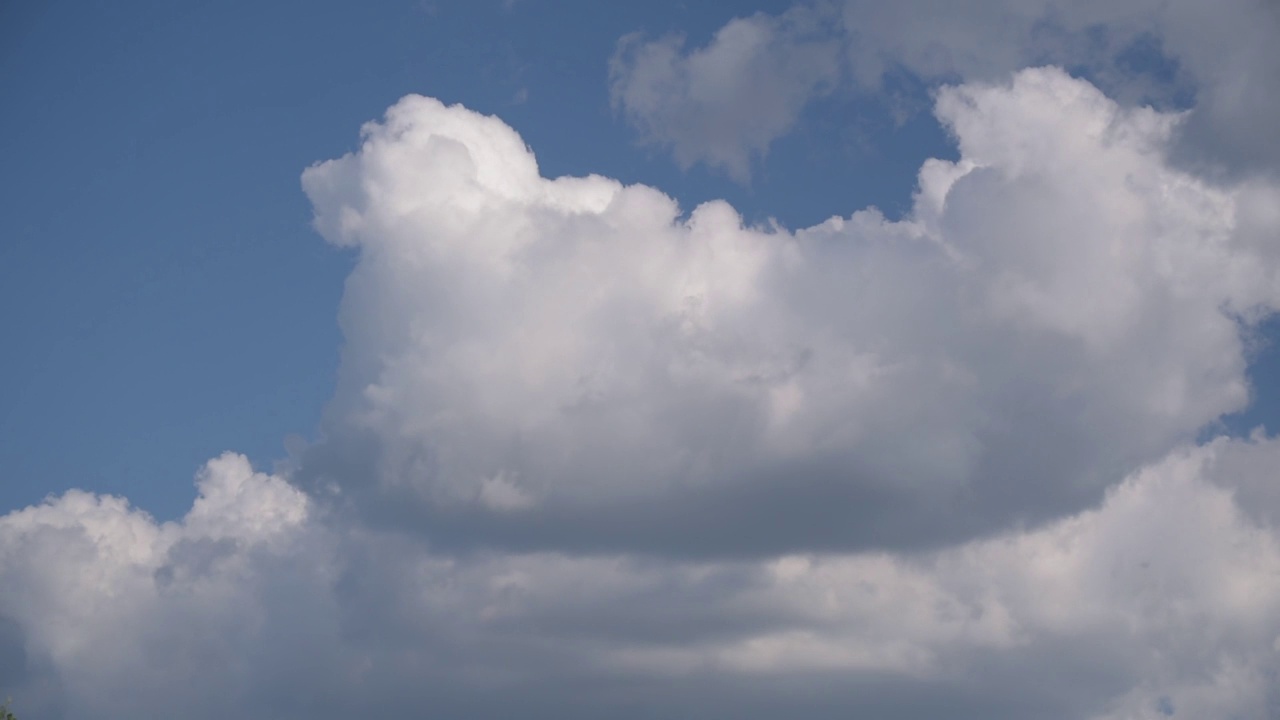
5, 436, 1280, 717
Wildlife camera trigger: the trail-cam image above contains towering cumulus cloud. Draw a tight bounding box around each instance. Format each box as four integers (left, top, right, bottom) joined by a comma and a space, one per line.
3, 68, 1280, 718
297, 67, 1279, 555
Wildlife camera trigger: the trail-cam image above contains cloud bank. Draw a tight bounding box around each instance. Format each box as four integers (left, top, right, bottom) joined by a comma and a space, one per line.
6, 435, 1280, 717
4, 26, 1280, 720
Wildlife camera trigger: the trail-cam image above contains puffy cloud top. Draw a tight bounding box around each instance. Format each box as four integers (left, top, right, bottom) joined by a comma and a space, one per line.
297, 68, 1279, 556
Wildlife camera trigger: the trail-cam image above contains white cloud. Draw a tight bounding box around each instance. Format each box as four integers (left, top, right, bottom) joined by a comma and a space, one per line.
610, 0, 1280, 176
609, 4, 842, 181
0, 453, 326, 719
296, 68, 1280, 556
5, 30, 1280, 717
5, 438, 1280, 717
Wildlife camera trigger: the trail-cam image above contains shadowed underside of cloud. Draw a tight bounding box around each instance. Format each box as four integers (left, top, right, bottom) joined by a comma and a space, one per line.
3, 40, 1280, 720
294, 67, 1279, 556
4, 436, 1280, 718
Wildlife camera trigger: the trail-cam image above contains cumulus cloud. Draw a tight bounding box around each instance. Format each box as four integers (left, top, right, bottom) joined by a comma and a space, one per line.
4, 28, 1280, 718
0, 454, 327, 719
609, 4, 842, 181
5, 437, 1280, 717
610, 0, 1280, 176
296, 67, 1280, 556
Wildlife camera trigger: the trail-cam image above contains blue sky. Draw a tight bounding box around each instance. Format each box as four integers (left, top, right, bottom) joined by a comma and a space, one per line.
3, 2, 1280, 718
